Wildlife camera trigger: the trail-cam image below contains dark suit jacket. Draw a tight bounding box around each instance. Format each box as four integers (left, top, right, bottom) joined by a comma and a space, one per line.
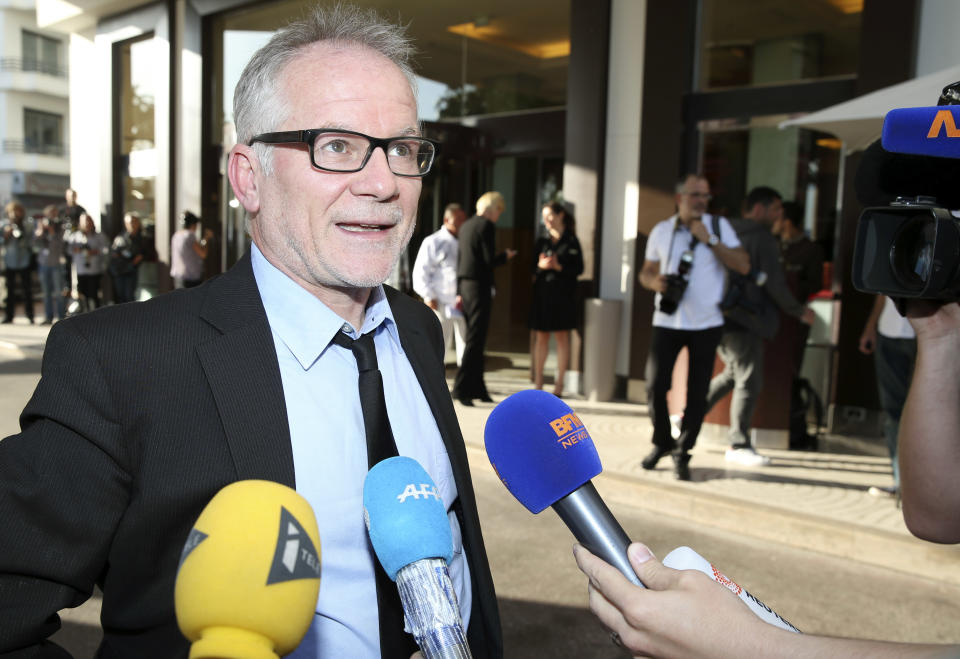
456, 215, 507, 290
0, 253, 502, 658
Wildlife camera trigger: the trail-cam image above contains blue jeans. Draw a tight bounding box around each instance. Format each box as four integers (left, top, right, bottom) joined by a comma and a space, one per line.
875, 334, 916, 488
706, 329, 765, 448
38, 263, 65, 321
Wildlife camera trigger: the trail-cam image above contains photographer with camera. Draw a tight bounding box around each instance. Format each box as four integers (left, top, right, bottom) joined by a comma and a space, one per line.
640, 174, 749, 480
705, 187, 816, 467
33, 204, 66, 324
1, 201, 36, 324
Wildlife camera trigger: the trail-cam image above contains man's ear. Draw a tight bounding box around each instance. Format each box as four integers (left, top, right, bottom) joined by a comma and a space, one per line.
228, 144, 262, 214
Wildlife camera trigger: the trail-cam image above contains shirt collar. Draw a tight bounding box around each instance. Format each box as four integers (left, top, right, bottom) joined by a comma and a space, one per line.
250, 243, 401, 370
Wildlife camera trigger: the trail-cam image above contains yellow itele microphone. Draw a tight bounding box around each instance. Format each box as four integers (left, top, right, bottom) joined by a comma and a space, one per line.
175, 480, 322, 659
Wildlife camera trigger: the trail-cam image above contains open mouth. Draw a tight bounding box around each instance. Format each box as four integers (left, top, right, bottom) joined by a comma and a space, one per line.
338, 223, 391, 232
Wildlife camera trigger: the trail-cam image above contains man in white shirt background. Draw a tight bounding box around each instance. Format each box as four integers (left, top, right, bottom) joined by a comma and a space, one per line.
413, 203, 467, 366
638, 174, 750, 480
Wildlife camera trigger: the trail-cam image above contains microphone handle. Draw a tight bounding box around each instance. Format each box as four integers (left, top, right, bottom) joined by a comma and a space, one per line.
551, 481, 644, 587
395, 558, 472, 659
550, 482, 799, 632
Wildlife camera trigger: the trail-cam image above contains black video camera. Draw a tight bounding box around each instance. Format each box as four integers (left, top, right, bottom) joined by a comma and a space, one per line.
852, 81, 960, 308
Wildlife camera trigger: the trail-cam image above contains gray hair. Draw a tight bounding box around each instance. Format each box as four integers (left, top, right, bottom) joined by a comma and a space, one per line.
233, 3, 418, 174
675, 173, 707, 194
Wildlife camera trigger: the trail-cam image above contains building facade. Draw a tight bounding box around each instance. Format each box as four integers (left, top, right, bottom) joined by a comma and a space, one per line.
0, 0, 70, 215
35, 0, 960, 431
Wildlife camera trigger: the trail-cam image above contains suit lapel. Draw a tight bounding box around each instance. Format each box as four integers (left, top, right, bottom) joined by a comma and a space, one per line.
196, 253, 295, 487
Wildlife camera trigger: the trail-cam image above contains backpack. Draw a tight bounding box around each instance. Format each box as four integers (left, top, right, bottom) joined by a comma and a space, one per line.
710, 216, 772, 332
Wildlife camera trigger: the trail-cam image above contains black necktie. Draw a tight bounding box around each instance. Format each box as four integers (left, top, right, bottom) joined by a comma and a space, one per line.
331, 329, 417, 658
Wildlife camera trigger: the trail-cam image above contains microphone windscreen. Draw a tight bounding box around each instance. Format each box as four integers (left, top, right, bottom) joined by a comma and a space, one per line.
854, 139, 960, 209
882, 106, 960, 159
175, 480, 321, 658
363, 456, 452, 581
484, 390, 602, 514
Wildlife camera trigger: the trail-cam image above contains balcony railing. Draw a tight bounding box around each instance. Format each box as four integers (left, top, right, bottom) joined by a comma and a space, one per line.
2, 140, 69, 157
0, 58, 68, 78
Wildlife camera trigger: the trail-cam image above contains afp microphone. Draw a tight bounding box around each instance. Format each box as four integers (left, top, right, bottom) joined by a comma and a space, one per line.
363, 456, 472, 659
175, 480, 322, 659
882, 106, 960, 159
484, 390, 798, 633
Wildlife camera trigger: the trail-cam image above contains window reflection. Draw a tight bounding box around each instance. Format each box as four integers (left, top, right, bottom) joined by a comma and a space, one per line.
698, 0, 862, 90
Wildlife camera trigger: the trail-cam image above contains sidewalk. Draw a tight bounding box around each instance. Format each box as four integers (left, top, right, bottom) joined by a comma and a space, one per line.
454, 351, 960, 587
3, 322, 957, 585
0, 315, 49, 359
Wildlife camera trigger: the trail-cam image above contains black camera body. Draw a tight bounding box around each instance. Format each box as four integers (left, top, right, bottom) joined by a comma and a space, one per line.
851, 82, 960, 306
658, 248, 694, 315
658, 274, 689, 314
853, 197, 960, 303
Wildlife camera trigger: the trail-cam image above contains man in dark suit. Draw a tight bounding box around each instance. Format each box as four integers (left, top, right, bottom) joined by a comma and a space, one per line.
0, 6, 501, 658
452, 192, 516, 406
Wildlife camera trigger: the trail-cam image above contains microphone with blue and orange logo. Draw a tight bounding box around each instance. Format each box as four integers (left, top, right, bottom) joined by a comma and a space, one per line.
484, 389, 639, 587
882, 106, 960, 159
484, 390, 799, 633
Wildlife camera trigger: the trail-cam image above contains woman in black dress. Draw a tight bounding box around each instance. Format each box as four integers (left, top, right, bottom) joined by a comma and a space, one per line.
530, 201, 584, 396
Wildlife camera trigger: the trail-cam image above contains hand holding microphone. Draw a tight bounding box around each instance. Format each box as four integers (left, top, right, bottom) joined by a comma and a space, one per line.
174, 480, 322, 659
484, 390, 798, 633
363, 456, 472, 659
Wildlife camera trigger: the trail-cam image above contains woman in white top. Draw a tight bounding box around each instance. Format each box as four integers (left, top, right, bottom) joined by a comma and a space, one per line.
68, 213, 108, 312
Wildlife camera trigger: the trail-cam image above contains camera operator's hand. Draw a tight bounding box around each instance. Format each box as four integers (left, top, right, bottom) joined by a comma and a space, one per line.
899, 300, 960, 543
903, 299, 960, 343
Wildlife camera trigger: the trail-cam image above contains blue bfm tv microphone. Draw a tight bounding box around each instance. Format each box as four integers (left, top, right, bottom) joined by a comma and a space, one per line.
484, 390, 800, 633
483, 389, 641, 587
882, 106, 960, 159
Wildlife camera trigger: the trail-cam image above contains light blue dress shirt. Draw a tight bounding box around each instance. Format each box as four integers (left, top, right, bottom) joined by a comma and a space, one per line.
251, 245, 472, 658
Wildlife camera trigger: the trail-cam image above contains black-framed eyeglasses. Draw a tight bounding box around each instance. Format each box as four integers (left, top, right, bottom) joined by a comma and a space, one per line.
248, 128, 439, 177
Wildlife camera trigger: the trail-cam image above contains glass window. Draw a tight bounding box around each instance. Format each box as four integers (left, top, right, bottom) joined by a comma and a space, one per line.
21, 30, 63, 76
214, 1, 568, 125
697, 0, 861, 90
23, 109, 63, 154
210, 0, 569, 266
117, 35, 157, 258
700, 115, 841, 258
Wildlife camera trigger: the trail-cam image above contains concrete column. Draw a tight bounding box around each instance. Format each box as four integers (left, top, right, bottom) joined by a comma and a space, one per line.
598, 0, 645, 386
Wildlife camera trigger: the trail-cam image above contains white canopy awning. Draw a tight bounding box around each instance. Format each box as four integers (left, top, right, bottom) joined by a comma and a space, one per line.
780, 64, 960, 154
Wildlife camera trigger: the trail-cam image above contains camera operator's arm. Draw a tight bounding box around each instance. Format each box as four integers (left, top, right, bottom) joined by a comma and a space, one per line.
900, 302, 960, 544
690, 219, 750, 275
639, 259, 668, 293
858, 295, 885, 354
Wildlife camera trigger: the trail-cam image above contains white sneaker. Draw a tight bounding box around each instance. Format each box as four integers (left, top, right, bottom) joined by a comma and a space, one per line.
725, 446, 771, 466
